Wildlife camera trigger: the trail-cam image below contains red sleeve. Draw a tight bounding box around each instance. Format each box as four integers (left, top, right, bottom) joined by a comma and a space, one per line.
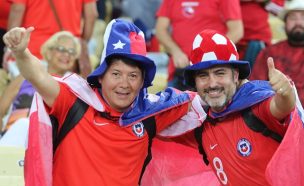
7, 0, 26, 3
168, 130, 198, 149
220, 0, 242, 20
155, 102, 189, 132
252, 98, 289, 136
270, 0, 284, 6
47, 82, 77, 129
156, 0, 170, 18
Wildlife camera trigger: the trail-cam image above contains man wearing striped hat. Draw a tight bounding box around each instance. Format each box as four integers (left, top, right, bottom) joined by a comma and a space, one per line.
3, 19, 202, 186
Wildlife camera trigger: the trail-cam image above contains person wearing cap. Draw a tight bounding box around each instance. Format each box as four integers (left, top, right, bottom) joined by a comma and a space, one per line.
2, 19, 202, 186
251, 0, 304, 104
178, 29, 298, 185
155, 0, 244, 91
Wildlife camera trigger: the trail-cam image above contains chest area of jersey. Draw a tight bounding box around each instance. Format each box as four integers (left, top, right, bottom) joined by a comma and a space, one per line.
202, 116, 278, 159
171, 1, 212, 19
75, 111, 151, 152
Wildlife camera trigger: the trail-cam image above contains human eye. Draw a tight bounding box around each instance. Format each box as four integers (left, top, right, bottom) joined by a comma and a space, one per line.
215, 69, 226, 76
197, 72, 208, 79
67, 48, 76, 56
129, 73, 138, 80
56, 46, 65, 52
112, 72, 120, 78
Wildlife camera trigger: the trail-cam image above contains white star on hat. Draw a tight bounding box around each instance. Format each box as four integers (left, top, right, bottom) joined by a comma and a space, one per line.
113, 40, 126, 49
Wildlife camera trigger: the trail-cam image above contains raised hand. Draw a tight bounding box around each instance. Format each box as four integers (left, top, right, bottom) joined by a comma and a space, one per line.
267, 57, 293, 96
3, 27, 34, 54
172, 49, 190, 68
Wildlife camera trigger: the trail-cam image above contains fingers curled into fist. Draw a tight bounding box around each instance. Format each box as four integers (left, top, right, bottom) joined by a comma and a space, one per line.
267, 57, 293, 96
3, 27, 34, 53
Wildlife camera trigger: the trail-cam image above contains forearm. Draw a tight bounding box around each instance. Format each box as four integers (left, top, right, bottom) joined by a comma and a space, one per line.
14, 49, 59, 106
82, 2, 98, 42
14, 49, 46, 82
271, 87, 296, 120
7, 4, 25, 30
155, 17, 183, 55
156, 28, 182, 55
226, 20, 244, 43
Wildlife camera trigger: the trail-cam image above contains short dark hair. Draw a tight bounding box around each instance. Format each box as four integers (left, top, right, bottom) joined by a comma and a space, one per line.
106, 55, 145, 75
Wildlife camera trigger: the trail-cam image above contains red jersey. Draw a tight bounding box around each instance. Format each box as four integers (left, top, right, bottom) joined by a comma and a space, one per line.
251, 40, 304, 104
156, 0, 242, 81
166, 97, 288, 185
48, 83, 189, 186
0, 0, 10, 29
202, 98, 288, 185
239, 2, 272, 45
8, 0, 95, 59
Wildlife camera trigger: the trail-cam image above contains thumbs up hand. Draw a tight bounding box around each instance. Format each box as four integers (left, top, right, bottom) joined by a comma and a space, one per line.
267, 57, 293, 96
3, 27, 34, 54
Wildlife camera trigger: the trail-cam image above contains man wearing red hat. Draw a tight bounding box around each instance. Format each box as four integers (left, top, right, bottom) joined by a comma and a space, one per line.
177, 29, 303, 185
155, 0, 244, 91
3, 19, 203, 186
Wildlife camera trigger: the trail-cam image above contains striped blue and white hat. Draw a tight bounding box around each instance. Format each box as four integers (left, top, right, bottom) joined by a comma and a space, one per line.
87, 19, 156, 88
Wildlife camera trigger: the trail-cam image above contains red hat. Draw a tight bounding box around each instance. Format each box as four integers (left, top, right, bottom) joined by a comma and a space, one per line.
184, 29, 250, 87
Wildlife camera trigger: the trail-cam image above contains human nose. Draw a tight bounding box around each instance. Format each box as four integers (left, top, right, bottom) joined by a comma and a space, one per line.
293, 14, 304, 25
296, 18, 304, 26
208, 74, 218, 88
119, 75, 130, 88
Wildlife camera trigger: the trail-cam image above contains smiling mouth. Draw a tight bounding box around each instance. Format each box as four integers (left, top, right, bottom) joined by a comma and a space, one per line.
204, 88, 224, 97
116, 92, 130, 96
59, 59, 70, 64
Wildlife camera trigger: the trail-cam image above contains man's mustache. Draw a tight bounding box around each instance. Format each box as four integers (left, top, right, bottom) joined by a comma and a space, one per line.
204, 87, 224, 93
291, 25, 304, 32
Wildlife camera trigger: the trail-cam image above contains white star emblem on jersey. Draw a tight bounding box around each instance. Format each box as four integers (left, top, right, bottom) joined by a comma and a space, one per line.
113, 40, 126, 49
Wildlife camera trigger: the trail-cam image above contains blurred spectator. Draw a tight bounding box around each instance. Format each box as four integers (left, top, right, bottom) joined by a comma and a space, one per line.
0, 31, 80, 146
6, 0, 97, 77
155, 0, 244, 90
237, 0, 284, 67
111, 0, 123, 19
121, 0, 161, 42
251, 0, 304, 103
89, 0, 112, 69
0, 0, 11, 97
0, 0, 10, 66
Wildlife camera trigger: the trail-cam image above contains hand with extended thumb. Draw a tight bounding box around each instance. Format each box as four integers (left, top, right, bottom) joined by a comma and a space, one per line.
2, 27, 34, 54
267, 57, 293, 96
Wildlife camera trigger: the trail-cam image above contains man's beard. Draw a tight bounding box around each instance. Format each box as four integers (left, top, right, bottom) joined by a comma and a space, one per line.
286, 26, 304, 46
205, 96, 228, 112
202, 87, 232, 113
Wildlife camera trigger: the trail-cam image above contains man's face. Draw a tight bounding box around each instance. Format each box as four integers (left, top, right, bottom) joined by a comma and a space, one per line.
194, 65, 239, 112
98, 59, 144, 112
285, 10, 304, 45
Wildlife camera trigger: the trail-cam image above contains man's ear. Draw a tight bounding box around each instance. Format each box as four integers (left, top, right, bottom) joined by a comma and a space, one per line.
233, 68, 239, 82
140, 78, 144, 89
97, 75, 104, 85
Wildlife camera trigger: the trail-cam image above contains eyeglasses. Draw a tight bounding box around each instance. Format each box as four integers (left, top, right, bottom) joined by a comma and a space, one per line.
52, 45, 77, 56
